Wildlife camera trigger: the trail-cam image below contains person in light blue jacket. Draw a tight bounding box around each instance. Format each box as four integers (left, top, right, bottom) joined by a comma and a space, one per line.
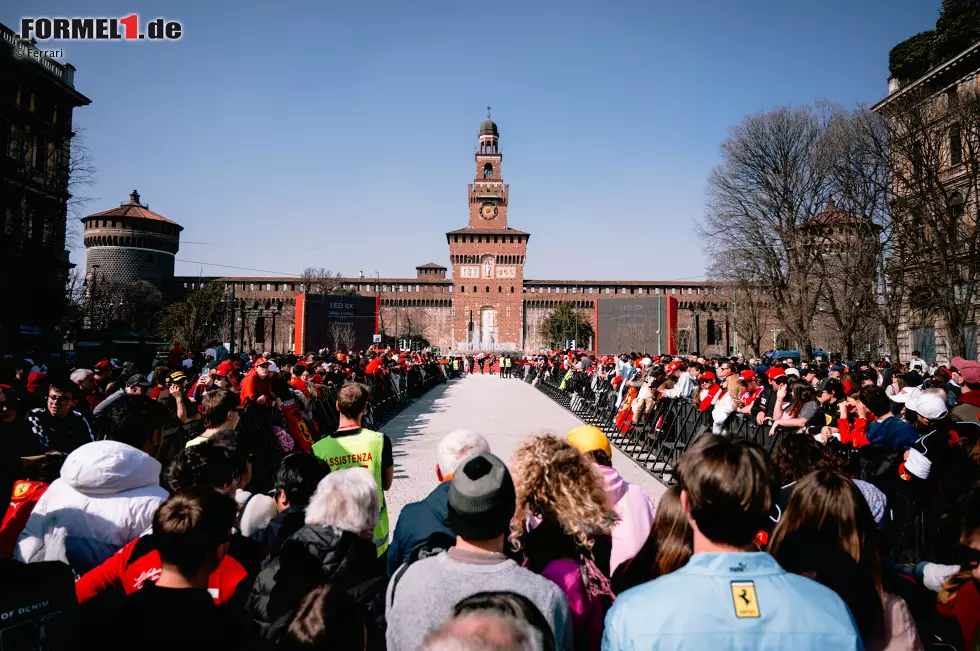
602, 435, 863, 651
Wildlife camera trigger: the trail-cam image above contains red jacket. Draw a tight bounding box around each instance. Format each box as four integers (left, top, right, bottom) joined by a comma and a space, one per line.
239, 371, 274, 407
76, 534, 252, 605
0, 480, 48, 558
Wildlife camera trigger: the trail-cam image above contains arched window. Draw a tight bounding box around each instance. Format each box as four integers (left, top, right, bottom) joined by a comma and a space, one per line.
498, 286, 502, 293
485, 286, 490, 293
483, 163, 493, 178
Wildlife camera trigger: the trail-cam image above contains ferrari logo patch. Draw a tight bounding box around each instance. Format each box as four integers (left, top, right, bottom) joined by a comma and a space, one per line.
731, 581, 760, 618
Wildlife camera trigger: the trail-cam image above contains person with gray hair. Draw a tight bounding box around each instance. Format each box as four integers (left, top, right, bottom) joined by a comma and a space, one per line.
246, 467, 388, 644
420, 610, 544, 651
387, 429, 491, 576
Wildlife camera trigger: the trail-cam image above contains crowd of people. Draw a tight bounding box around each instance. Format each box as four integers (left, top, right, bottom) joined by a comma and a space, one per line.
3, 341, 980, 649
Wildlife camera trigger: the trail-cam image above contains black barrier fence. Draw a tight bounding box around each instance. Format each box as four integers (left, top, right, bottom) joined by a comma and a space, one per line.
308, 362, 447, 435
518, 366, 938, 564
522, 369, 785, 485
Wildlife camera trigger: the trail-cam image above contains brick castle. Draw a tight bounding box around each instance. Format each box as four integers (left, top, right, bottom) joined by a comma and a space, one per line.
87, 115, 737, 356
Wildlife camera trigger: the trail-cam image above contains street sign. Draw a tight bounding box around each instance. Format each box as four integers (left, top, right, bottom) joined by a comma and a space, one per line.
373, 334, 382, 344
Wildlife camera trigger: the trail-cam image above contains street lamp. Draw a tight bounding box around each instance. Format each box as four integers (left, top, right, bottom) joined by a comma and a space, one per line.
691, 309, 702, 356
271, 303, 280, 354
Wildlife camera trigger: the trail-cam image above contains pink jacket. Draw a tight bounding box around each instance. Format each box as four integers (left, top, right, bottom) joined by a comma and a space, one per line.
598, 466, 656, 576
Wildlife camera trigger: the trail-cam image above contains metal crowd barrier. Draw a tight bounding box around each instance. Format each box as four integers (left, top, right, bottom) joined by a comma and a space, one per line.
308, 362, 447, 434
523, 369, 785, 486
521, 368, 939, 564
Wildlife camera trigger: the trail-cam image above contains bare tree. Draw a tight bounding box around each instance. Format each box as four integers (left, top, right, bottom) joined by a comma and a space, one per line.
300, 267, 359, 296
337, 322, 357, 352
701, 105, 837, 358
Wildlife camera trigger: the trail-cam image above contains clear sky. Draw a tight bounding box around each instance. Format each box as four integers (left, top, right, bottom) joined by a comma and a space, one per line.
7, 0, 940, 281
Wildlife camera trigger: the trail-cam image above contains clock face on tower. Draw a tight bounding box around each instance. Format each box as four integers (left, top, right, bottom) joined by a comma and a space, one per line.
480, 202, 498, 220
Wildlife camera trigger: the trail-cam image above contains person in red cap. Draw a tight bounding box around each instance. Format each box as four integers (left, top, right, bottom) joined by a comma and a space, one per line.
736, 370, 764, 413
952, 357, 980, 423
693, 371, 722, 412
239, 358, 276, 407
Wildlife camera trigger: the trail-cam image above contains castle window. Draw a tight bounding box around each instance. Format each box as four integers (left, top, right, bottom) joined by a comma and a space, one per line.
474, 286, 477, 292
461, 285, 465, 292
485, 286, 490, 293
484, 163, 493, 178
250, 283, 255, 291
510, 286, 514, 293
498, 286, 502, 293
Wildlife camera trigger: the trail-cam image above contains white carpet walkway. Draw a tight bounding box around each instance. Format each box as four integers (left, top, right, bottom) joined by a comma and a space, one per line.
382, 373, 667, 529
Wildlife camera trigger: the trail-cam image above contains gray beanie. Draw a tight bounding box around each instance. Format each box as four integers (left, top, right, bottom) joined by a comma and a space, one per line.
448, 452, 516, 540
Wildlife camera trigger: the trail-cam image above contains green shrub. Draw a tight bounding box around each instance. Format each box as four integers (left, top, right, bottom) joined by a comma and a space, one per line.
889, 31, 937, 82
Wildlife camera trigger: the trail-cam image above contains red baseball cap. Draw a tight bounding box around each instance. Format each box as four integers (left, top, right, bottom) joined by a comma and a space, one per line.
740, 370, 756, 382
766, 367, 786, 381
700, 371, 716, 381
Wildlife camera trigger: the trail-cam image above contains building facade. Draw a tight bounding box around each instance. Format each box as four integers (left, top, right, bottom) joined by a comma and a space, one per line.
1, 23, 90, 350
873, 41, 980, 364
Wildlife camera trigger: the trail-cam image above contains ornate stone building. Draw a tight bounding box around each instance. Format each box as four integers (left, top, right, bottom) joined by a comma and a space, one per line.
1, 22, 90, 350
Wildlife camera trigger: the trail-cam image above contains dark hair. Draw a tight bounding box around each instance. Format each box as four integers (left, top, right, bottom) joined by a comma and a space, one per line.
208, 431, 249, 483
452, 591, 556, 651
770, 434, 846, 486
165, 440, 238, 492
47, 381, 77, 399
103, 395, 167, 451
768, 471, 884, 644
676, 436, 772, 547
859, 386, 890, 418
281, 583, 374, 651
612, 485, 693, 595
153, 486, 236, 577
588, 449, 612, 468
787, 384, 815, 418
275, 452, 329, 507
200, 389, 240, 429
292, 365, 307, 378
336, 383, 369, 419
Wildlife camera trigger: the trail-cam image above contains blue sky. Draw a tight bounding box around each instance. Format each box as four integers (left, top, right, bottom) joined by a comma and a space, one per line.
7, 0, 940, 281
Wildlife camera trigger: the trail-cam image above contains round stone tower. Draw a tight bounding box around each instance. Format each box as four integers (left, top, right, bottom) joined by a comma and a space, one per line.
81, 190, 182, 290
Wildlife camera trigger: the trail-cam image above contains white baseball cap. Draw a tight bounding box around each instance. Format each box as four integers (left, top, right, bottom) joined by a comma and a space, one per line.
640, 357, 653, 367
889, 386, 919, 404
906, 391, 948, 420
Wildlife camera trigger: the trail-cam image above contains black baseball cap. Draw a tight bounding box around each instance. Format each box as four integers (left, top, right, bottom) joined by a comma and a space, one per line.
125, 374, 152, 388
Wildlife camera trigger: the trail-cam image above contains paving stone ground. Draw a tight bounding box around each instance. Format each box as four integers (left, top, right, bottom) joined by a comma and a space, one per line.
382, 373, 667, 530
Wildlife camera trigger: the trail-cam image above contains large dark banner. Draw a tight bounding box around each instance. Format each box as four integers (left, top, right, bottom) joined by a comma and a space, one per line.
596, 296, 668, 356
301, 294, 377, 353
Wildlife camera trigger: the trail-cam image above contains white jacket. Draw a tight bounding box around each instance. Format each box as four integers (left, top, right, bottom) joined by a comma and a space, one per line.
14, 440, 168, 576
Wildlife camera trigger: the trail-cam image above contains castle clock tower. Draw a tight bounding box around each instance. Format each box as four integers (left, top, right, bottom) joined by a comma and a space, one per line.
447, 110, 529, 352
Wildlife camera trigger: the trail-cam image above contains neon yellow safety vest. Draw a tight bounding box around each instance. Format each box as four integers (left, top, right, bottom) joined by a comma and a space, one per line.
504, 358, 512, 368
312, 428, 390, 556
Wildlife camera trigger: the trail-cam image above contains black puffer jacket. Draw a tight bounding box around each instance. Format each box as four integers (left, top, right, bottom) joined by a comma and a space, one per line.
245, 524, 386, 645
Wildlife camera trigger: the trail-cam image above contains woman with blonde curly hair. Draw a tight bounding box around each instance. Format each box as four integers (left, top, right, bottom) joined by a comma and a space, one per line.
510, 435, 618, 651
